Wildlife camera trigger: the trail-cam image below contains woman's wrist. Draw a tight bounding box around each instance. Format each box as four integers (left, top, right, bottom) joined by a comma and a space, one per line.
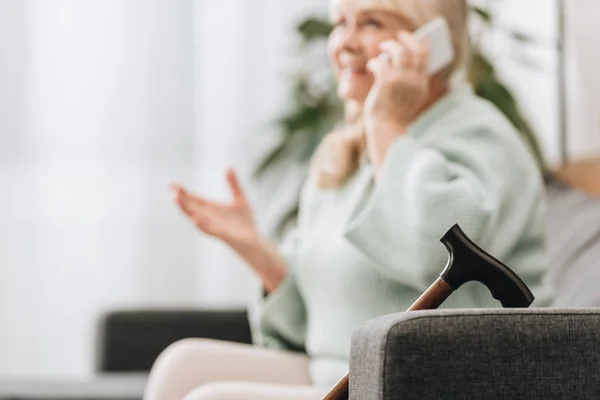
234, 233, 287, 293
366, 118, 407, 171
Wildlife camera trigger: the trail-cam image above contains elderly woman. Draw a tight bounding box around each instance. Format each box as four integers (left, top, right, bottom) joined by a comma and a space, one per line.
144, 0, 552, 398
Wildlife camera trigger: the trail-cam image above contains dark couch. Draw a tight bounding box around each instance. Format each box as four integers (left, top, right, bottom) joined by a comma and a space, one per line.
95, 310, 251, 373
96, 177, 600, 398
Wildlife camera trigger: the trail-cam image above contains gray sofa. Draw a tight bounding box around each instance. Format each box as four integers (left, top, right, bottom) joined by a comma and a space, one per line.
348, 177, 600, 399
96, 177, 600, 399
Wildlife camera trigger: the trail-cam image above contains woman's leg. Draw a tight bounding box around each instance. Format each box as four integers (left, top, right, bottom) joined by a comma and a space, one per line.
143, 339, 313, 400
182, 382, 327, 400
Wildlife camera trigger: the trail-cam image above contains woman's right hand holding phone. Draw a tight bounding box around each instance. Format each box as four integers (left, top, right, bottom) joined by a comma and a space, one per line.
171, 169, 287, 292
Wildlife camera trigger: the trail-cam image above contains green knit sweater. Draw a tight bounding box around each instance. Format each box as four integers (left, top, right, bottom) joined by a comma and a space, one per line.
248, 83, 553, 388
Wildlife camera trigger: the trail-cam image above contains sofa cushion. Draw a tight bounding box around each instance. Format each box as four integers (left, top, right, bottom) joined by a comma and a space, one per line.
545, 178, 600, 306
95, 310, 252, 373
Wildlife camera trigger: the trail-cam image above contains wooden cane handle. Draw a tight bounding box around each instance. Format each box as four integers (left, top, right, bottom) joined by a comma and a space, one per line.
321, 279, 453, 400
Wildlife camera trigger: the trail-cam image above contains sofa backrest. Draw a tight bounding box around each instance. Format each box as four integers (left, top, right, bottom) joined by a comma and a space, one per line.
545, 178, 600, 307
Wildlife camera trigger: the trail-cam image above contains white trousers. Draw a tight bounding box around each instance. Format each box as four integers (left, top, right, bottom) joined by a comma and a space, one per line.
143, 339, 328, 400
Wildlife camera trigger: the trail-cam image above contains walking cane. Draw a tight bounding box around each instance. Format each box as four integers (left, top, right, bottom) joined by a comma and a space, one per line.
322, 224, 535, 400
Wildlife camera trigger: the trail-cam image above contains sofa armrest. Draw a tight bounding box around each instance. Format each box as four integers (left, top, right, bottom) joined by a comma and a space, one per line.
95, 309, 251, 373
350, 309, 600, 400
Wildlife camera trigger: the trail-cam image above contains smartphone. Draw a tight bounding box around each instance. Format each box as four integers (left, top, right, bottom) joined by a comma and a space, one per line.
413, 17, 455, 75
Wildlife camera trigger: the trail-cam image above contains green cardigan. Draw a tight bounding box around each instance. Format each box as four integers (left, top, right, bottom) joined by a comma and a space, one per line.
248, 83, 553, 388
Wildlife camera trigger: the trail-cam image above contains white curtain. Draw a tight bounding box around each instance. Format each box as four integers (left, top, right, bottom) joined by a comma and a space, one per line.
477, 0, 561, 165
564, 0, 600, 160
0, 0, 200, 379
0, 0, 326, 379
473, 0, 600, 166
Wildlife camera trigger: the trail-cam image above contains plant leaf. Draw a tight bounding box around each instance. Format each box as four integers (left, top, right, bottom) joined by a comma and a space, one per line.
297, 18, 333, 41
470, 6, 493, 24
253, 142, 289, 177
467, 50, 495, 84
475, 78, 546, 170
510, 30, 537, 44
513, 53, 543, 70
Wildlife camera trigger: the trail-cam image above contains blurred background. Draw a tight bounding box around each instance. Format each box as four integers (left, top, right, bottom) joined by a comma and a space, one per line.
0, 0, 598, 382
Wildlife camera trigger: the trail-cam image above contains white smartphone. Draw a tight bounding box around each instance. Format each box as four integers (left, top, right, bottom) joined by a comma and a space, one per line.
413, 17, 455, 75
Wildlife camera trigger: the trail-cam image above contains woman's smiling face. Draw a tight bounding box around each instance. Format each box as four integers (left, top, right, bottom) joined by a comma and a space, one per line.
328, 1, 415, 102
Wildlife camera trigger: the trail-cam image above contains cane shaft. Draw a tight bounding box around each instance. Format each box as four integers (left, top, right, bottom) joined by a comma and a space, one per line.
321, 278, 454, 400
322, 375, 349, 400
408, 278, 454, 311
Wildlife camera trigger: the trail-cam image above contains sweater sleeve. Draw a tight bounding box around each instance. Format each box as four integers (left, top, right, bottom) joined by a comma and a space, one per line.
247, 230, 307, 352
344, 131, 500, 292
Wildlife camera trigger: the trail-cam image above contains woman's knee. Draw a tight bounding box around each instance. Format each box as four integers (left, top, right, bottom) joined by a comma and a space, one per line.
144, 339, 238, 400
151, 338, 232, 371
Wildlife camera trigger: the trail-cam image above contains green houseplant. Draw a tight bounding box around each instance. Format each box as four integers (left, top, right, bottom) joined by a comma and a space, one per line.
254, 5, 548, 178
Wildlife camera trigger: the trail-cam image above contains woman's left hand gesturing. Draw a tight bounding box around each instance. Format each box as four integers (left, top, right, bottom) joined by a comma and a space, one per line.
363, 31, 431, 168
